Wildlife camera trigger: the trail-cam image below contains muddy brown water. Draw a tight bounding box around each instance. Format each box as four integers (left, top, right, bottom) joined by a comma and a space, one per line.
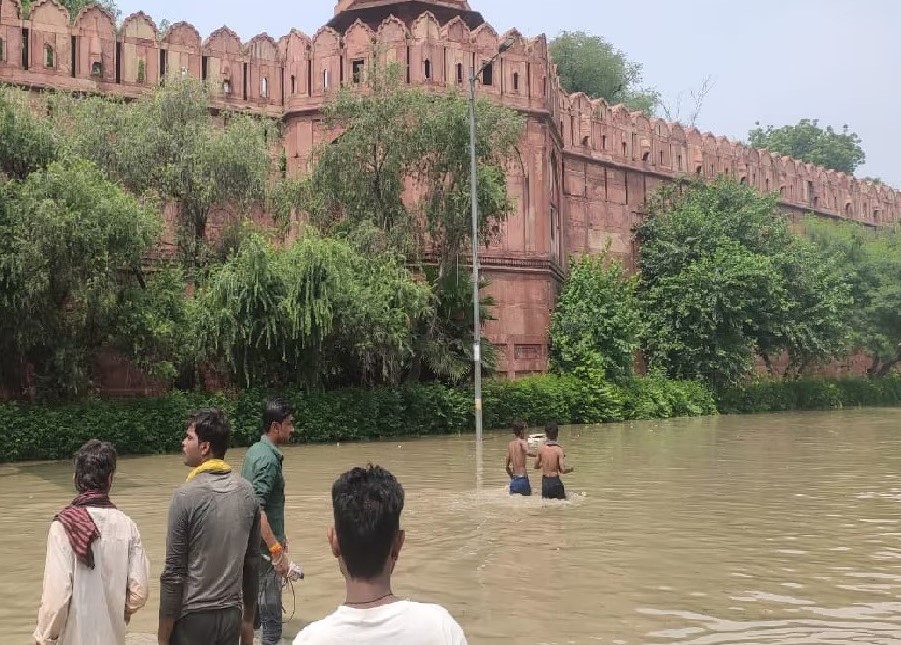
3, 409, 901, 644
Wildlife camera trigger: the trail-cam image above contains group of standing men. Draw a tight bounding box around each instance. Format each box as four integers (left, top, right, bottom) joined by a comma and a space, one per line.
33, 396, 467, 645
34, 397, 295, 645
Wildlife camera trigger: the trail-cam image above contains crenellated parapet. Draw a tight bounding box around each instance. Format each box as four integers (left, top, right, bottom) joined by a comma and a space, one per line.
0, 0, 896, 228
555, 88, 899, 226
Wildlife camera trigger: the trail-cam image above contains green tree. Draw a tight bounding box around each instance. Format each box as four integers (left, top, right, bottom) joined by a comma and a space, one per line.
636, 178, 852, 388
51, 77, 279, 280
195, 231, 432, 389
806, 218, 901, 376
0, 159, 169, 398
0, 86, 58, 181
549, 250, 642, 381
757, 239, 852, 377
296, 60, 523, 382
548, 31, 660, 114
641, 240, 784, 388
748, 119, 866, 174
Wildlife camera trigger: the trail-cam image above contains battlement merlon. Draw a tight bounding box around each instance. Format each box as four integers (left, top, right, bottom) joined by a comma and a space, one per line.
0, 0, 895, 225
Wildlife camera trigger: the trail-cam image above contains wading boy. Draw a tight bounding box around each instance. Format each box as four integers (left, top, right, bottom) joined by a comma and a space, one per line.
505, 420, 531, 496
534, 422, 573, 500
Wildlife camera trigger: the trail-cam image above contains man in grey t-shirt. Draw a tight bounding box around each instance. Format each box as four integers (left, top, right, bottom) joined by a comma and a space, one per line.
158, 408, 261, 645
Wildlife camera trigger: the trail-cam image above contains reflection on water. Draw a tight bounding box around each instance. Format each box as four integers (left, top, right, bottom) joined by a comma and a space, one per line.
3, 409, 901, 643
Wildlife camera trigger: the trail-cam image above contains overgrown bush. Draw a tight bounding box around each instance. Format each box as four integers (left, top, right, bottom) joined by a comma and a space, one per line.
0, 374, 716, 463
718, 375, 901, 414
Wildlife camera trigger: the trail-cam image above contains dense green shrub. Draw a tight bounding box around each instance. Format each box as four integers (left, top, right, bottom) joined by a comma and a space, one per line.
718, 375, 901, 414
0, 374, 716, 463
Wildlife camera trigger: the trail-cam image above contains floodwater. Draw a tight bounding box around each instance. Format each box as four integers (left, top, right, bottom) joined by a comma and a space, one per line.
3, 409, 901, 644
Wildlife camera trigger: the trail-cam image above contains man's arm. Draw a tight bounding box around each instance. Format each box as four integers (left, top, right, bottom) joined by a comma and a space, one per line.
125, 520, 150, 622
504, 447, 513, 478
33, 522, 73, 645
251, 459, 290, 576
241, 505, 261, 645
559, 448, 574, 474
158, 493, 188, 645
534, 448, 543, 470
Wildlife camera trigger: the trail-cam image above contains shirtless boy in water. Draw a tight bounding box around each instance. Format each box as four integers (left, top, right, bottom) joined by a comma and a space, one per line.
535, 422, 573, 500
505, 420, 531, 496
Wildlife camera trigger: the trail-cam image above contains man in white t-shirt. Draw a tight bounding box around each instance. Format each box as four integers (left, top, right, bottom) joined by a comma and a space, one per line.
294, 464, 466, 645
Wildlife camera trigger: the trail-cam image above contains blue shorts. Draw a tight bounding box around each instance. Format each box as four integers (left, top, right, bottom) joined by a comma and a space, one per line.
509, 474, 532, 496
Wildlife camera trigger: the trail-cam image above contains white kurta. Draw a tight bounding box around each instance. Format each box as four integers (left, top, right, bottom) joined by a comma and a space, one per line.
33, 507, 150, 645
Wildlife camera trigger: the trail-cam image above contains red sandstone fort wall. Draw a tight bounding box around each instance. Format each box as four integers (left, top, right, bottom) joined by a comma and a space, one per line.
0, 0, 897, 380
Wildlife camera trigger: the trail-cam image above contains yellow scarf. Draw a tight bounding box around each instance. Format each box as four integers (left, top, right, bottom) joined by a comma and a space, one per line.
186, 459, 232, 482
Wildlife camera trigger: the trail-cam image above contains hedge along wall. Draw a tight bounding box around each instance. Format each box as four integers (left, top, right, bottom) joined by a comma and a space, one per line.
0, 375, 717, 463
3, 374, 900, 463
717, 375, 901, 414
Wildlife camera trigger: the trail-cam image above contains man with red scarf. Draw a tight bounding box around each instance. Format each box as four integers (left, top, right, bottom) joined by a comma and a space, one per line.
34, 439, 150, 645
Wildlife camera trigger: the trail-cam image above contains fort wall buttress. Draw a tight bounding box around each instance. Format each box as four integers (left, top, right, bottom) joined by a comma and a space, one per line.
1, 1, 898, 381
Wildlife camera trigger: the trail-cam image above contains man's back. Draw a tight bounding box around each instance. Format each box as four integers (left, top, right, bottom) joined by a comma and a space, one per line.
293, 600, 467, 645
507, 438, 528, 475
160, 472, 260, 618
34, 507, 148, 645
537, 444, 565, 477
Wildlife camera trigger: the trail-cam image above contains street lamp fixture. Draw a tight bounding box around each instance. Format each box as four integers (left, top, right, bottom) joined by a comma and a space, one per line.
468, 36, 515, 443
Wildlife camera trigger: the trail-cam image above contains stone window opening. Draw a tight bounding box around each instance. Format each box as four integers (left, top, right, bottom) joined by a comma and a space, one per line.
261, 76, 268, 98
602, 135, 607, 149
677, 154, 683, 171
642, 151, 650, 162
351, 59, 364, 84
424, 58, 431, 80
696, 165, 703, 175
874, 208, 881, 222
180, 66, 187, 78
456, 63, 463, 84
0, 38, 4, 62
222, 79, 231, 95
581, 135, 589, 146
513, 71, 519, 91
622, 142, 627, 156
45, 44, 54, 68
481, 61, 493, 86
91, 61, 102, 76
659, 150, 664, 166
845, 203, 853, 217
323, 68, 330, 89
290, 74, 296, 94
137, 59, 146, 83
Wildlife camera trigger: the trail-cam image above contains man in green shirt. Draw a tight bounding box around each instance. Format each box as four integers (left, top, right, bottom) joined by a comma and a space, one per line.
240, 397, 294, 645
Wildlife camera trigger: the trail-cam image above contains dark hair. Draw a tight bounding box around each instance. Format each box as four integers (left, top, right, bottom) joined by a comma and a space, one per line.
512, 420, 527, 436
187, 408, 231, 459
545, 421, 559, 441
332, 464, 405, 580
262, 396, 293, 435
74, 439, 117, 493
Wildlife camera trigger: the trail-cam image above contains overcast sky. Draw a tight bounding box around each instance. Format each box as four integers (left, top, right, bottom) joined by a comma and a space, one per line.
116, 0, 901, 187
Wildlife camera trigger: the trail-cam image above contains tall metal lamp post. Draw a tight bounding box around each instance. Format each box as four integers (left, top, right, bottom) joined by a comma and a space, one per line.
469, 37, 515, 443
